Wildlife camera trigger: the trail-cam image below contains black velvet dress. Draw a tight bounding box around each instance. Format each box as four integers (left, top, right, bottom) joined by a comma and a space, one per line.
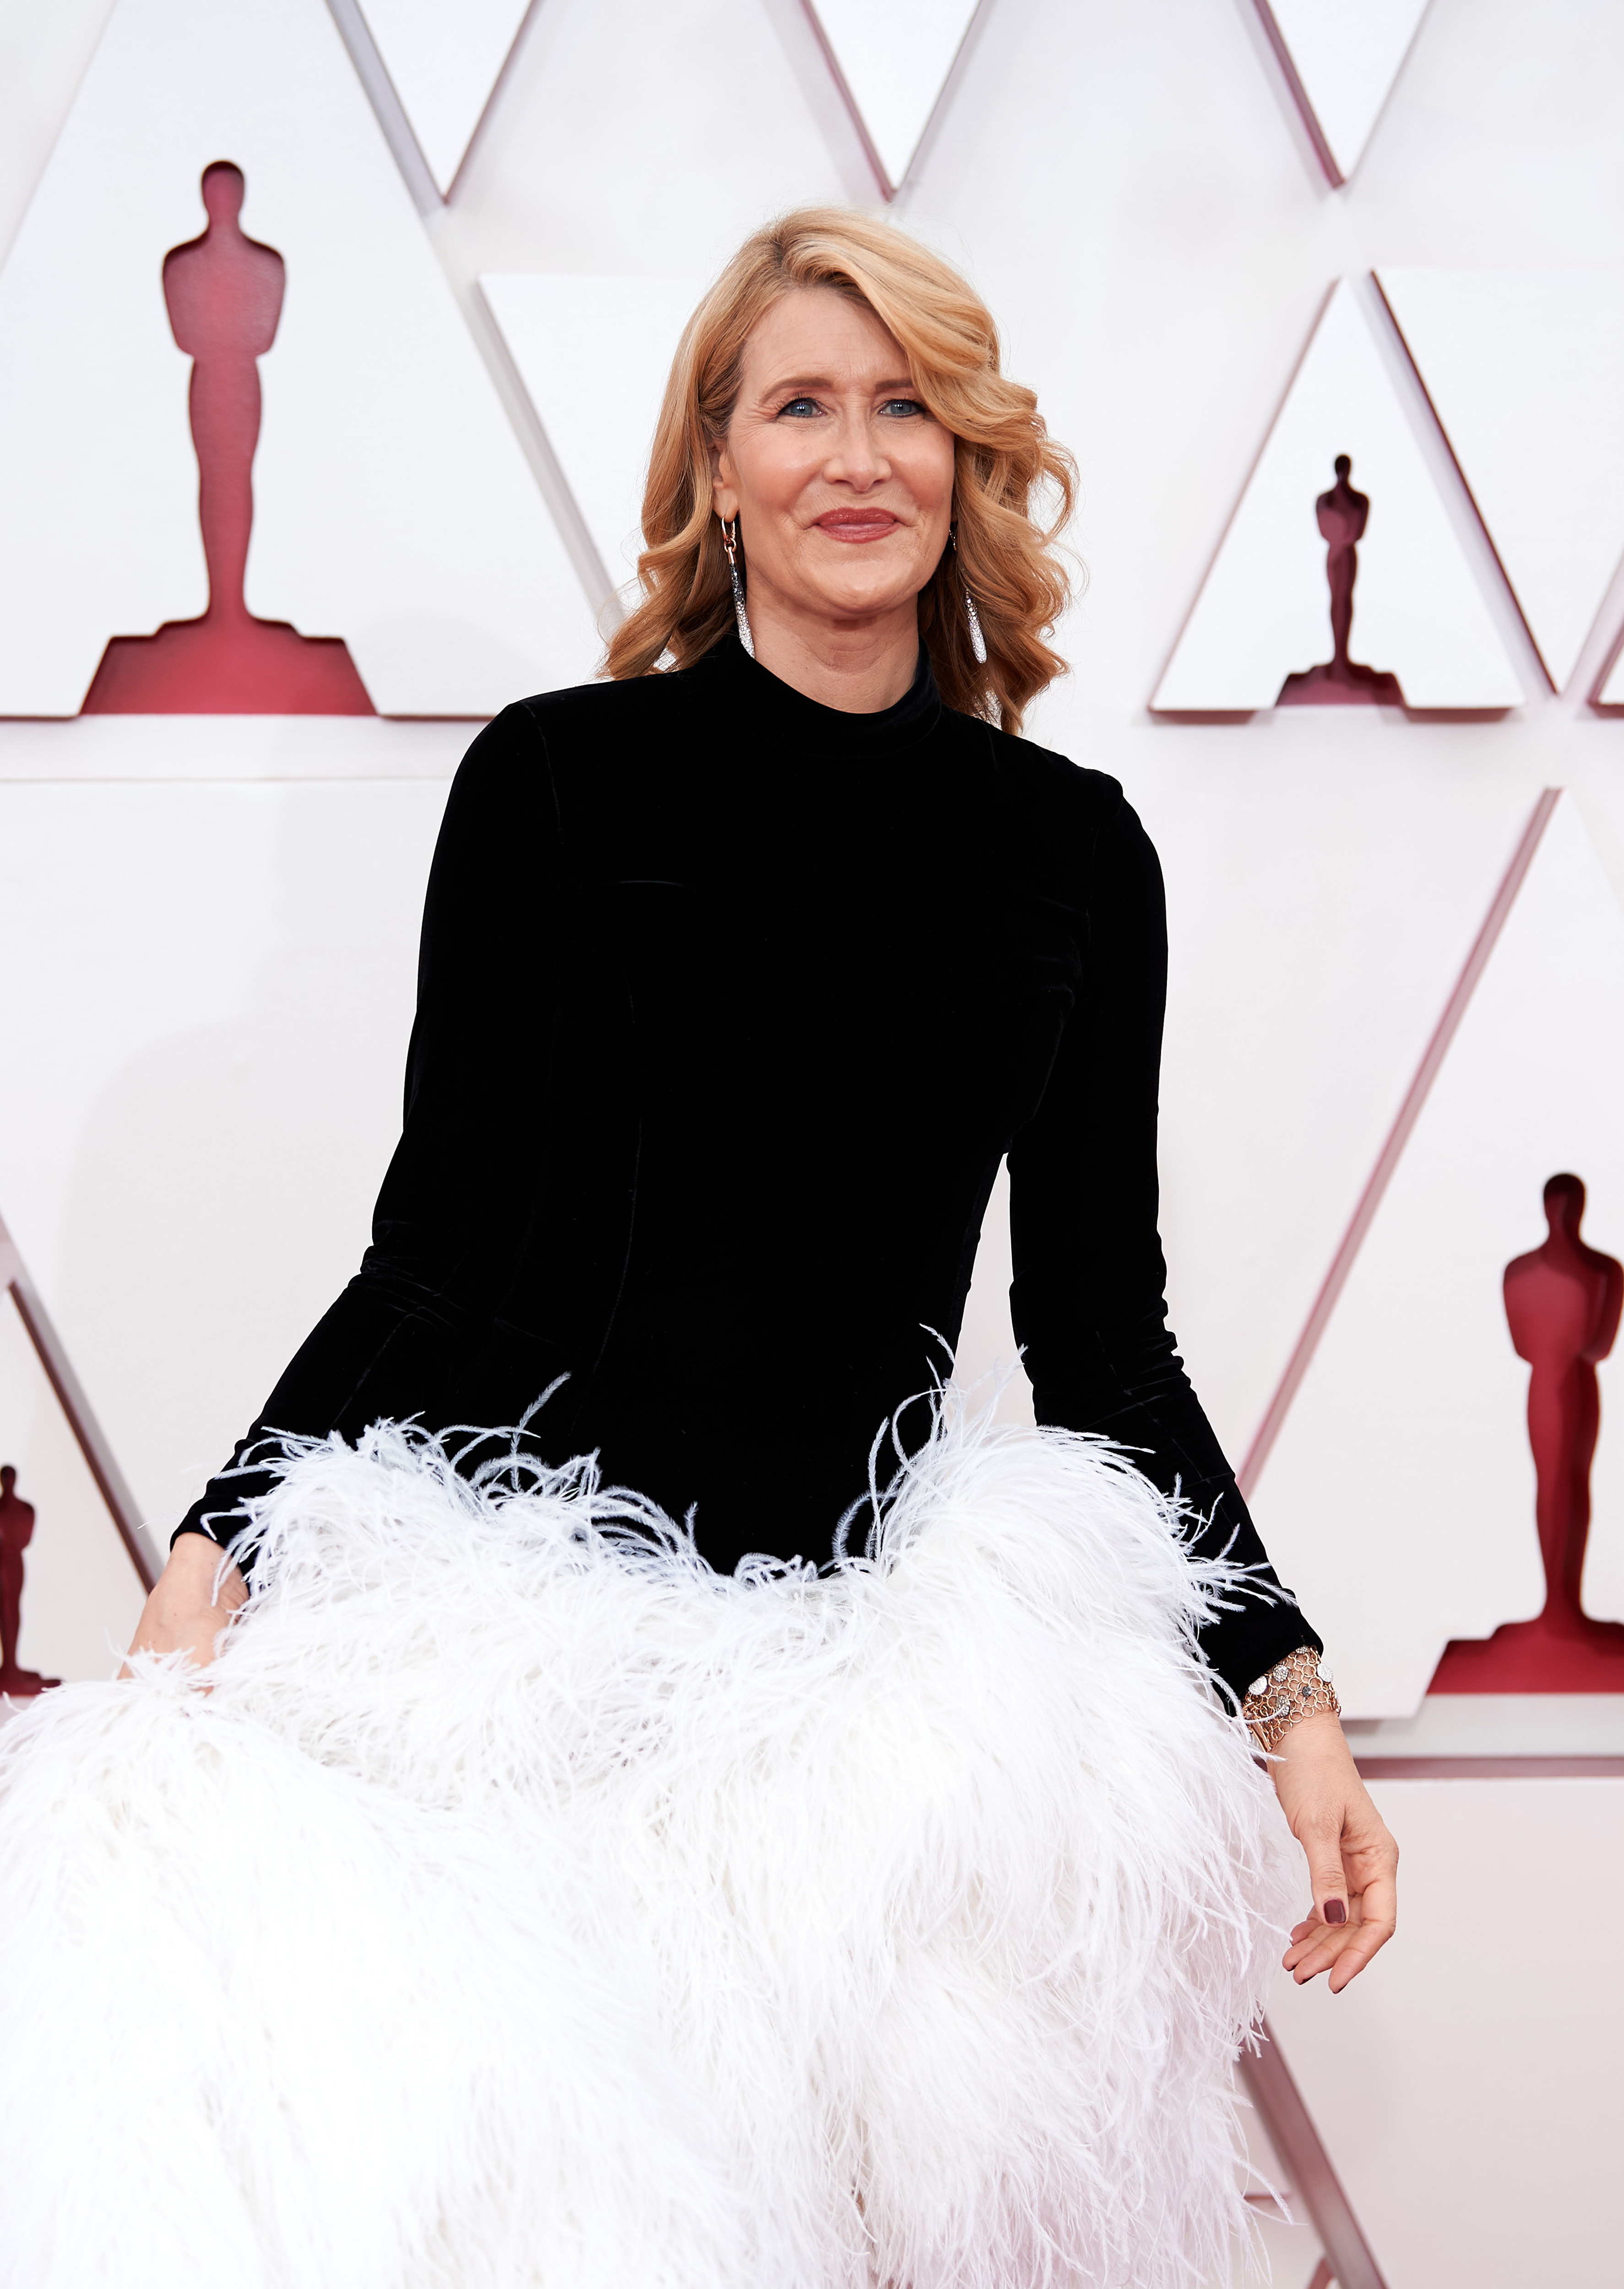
176, 632, 1318, 1701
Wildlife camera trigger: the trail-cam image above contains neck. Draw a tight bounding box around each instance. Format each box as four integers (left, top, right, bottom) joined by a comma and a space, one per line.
743, 590, 919, 713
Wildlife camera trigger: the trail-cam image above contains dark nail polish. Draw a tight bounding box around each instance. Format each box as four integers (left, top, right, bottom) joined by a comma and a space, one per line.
1322, 1898, 1347, 1926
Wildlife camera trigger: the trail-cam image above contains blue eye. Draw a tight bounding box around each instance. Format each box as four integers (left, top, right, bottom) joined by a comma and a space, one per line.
881, 398, 926, 417
778, 397, 821, 418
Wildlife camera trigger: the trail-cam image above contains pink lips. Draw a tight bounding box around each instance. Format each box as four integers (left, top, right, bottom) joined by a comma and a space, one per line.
813, 510, 900, 542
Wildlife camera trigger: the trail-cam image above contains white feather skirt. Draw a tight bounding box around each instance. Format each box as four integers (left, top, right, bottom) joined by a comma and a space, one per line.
0, 1401, 1298, 2289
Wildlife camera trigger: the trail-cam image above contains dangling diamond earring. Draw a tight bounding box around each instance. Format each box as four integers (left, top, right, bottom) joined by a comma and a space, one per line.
963, 589, 988, 666
951, 525, 988, 665
721, 516, 754, 659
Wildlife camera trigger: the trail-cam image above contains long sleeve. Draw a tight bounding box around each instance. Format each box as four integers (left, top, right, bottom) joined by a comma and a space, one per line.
173, 702, 566, 1557
1005, 792, 1321, 1703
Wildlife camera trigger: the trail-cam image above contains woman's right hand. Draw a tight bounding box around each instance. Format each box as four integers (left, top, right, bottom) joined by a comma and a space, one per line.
124, 1532, 247, 1674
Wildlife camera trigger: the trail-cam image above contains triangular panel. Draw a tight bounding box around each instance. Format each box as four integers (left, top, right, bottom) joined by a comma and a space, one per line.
482, 274, 703, 585
1380, 268, 1624, 693
0, 0, 597, 717
1153, 280, 1522, 714
356, 0, 531, 195
1248, 794, 1624, 1714
807, 0, 980, 196
1257, 0, 1433, 184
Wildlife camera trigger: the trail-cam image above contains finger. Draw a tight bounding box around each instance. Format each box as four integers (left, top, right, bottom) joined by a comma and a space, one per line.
1285, 1909, 1349, 1958
1287, 1889, 1396, 1987
1284, 1888, 1352, 1967
1285, 1930, 1353, 1983
1296, 1817, 1350, 1929
1283, 1897, 1363, 1979
1282, 1930, 1342, 1981
1352, 1864, 1398, 1937
1337, 1830, 1400, 1900
1325, 1892, 1397, 1992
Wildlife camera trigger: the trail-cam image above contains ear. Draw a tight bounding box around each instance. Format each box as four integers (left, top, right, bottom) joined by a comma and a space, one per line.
710, 435, 739, 525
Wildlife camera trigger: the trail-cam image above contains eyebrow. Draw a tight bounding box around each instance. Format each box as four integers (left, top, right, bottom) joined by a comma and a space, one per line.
760, 374, 921, 398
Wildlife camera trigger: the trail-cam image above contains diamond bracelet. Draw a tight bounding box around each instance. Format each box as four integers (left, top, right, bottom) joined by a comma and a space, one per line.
1241, 1644, 1340, 1754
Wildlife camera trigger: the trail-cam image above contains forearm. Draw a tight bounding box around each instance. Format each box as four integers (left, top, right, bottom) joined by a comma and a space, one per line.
173, 1250, 501, 1562
1024, 1307, 1321, 1699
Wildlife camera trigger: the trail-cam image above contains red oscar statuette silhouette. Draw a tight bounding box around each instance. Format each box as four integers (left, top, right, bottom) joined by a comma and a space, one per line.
81, 162, 371, 714
0, 1465, 59, 1698
1277, 454, 1406, 710
1431, 1174, 1624, 1691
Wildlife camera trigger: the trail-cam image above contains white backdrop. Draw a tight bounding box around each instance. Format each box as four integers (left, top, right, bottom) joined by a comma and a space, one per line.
3, 3, 1623, 2280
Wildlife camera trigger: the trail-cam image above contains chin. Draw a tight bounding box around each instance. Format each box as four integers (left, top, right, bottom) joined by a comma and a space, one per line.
812, 581, 920, 624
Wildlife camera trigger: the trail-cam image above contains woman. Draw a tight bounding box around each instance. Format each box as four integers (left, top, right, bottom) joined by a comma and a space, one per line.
0, 211, 1395, 2289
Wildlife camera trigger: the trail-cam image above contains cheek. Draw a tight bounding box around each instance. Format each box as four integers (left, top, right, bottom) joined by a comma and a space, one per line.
901, 430, 957, 518
734, 429, 821, 520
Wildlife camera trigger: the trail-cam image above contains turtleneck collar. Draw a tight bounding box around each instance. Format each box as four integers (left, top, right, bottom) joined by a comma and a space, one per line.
688, 629, 942, 755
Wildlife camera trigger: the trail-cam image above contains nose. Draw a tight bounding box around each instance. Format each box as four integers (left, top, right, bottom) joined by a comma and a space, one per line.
824, 407, 890, 491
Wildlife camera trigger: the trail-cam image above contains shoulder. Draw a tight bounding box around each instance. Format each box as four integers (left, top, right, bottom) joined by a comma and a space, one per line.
940, 705, 1137, 875
513, 666, 695, 746
518, 658, 717, 787
442, 670, 701, 832
466, 671, 686, 773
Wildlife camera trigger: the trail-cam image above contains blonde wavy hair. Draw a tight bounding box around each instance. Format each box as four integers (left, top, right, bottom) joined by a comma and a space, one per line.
605, 209, 1076, 732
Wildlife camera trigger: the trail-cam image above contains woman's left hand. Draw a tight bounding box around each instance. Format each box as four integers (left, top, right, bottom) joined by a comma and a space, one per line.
1268, 1711, 1398, 1992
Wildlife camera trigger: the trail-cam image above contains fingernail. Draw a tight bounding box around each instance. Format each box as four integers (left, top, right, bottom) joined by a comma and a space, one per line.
1322, 1898, 1347, 1926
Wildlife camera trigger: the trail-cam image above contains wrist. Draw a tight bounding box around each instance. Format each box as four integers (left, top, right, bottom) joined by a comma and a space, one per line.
163, 1533, 242, 1600
1242, 1645, 1339, 1754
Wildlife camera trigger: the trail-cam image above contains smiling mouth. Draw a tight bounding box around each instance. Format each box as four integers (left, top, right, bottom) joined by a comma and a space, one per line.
813, 510, 901, 541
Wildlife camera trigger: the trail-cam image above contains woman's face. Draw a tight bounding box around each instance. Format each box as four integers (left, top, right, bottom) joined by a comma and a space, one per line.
712, 286, 956, 643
